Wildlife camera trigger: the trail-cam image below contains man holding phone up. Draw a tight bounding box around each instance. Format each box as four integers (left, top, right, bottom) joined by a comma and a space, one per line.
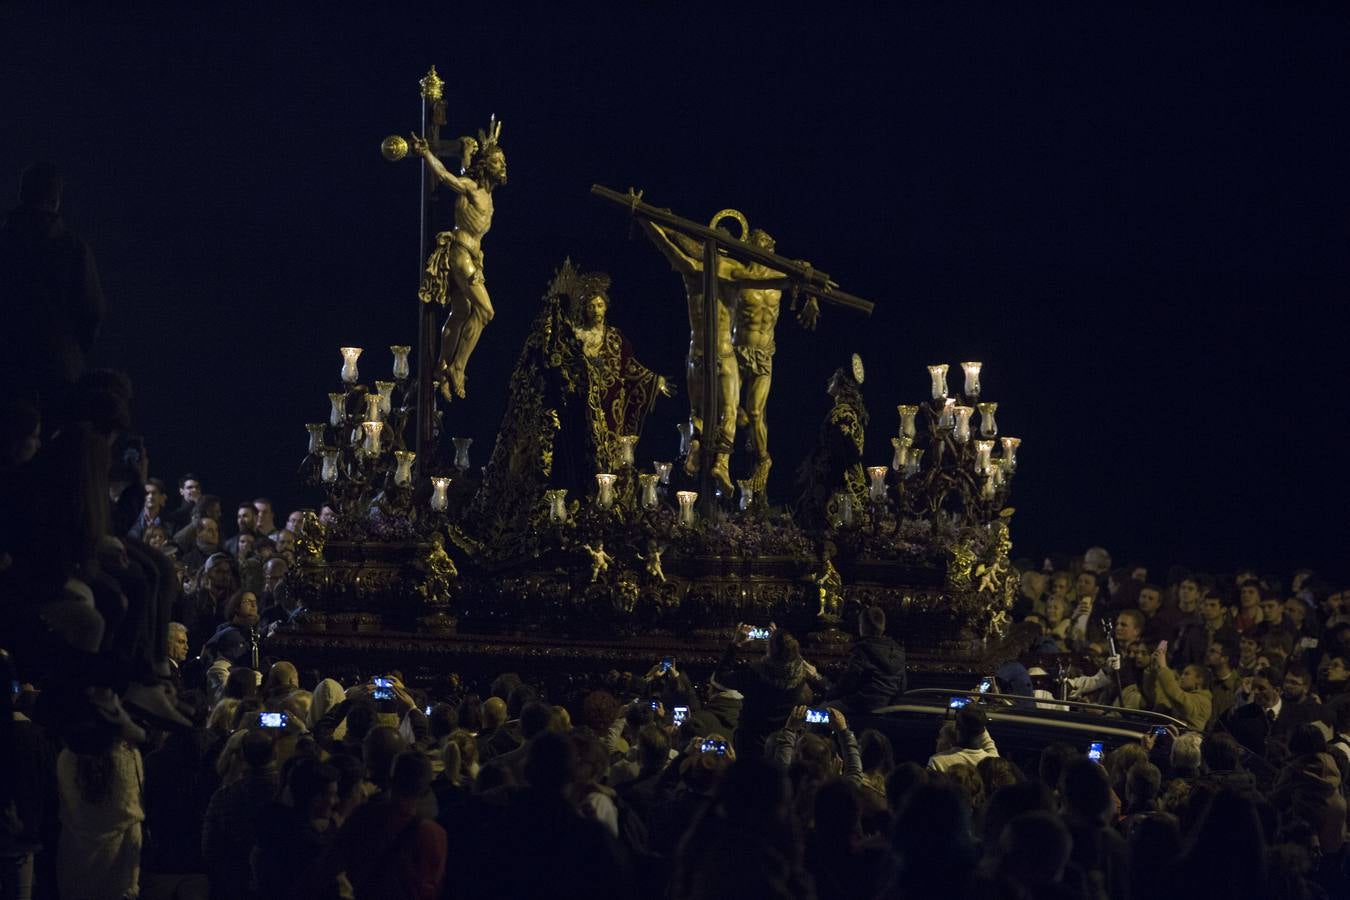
1141, 640, 1213, 731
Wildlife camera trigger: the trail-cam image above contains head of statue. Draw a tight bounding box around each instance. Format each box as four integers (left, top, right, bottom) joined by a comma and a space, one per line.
748, 228, 776, 252
470, 145, 507, 187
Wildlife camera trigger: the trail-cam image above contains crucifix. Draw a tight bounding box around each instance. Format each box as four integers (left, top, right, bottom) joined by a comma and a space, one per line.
592, 184, 877, 518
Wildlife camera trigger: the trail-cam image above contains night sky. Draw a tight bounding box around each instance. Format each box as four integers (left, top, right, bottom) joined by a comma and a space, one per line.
4, 5, 1347, 581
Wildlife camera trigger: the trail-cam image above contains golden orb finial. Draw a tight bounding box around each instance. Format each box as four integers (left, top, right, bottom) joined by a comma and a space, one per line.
381, 134, 409, 162
419, 65, 444, 102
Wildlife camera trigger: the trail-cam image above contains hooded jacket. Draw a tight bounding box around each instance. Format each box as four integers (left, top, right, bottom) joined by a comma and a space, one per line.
713, 644, 822, 760
829, 635, 907, 713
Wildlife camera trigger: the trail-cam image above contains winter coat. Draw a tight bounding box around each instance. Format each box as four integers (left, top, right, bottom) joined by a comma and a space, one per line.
828, 635, 907, 713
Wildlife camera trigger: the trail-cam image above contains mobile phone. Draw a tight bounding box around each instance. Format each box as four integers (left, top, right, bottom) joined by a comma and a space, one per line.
672, 706, 688, 726
258, 711, 288, 729
649, 699, 661, 711
949, 696, 972, 709
10, 680, 19, 695
1087, 741, 1104, 763
372, 687, 394, 701
747, 626, 770, 641
978, 677, 993, 694
659, 658, 673, 673
1151, 726, 1170, 738
425, 705, 434, 716
373, 676, 393, 689
701, 738, 728, 756
804, 707, 830, 724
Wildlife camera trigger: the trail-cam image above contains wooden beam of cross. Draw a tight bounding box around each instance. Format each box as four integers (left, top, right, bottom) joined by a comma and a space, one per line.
592, 184, 877, 516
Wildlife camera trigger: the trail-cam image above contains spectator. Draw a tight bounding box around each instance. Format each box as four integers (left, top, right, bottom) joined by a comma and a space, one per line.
928, 705, 999, 772
202, 729, 278, 899
825, 605, 906, 715
713, 624, 827, 760
1059, 757, 1129, 900
1140, 641, 1212, 731
56, 737, 143, 900
250, 756, 339, 900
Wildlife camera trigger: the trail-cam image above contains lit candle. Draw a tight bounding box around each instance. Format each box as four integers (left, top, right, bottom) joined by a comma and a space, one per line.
1001, 436, 1021, 472
961, 361, 982, 398
837, 492, 854, 527
952, 406, 974, 443
430, 476, 451, 512
595, 473, 617, 509
306, 423, 326, 454
616, 435, 638, 468
867, 466, 888, 503
544, 488, 568, 523
393, 450, 416, 486
676, 420, 694, 457
989, 457, 1006, 487
897, 405, 919, 439
940, 398, 956, 429
676, 490, 698, 526
361, 421, 384, 456
375, 381, 395, 416
737, 479, 754, 512
320, 448, 339, 483
328, 393, 347, 427
654, 461, 673, 485
981, 474, 996, 499
904, 447, 925, 478
364, 393, 383, 424
891, 435, 912, 471
927, 364, 949, 400
639, 473, 658, 509
978, 402, 998, 437
390, 346, 412, 381
974, 440, 994, 474
339, 347, 363, 384
452, 437, 473, 471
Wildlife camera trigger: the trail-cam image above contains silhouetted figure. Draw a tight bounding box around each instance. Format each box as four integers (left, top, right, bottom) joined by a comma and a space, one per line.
0, 163, 105, 412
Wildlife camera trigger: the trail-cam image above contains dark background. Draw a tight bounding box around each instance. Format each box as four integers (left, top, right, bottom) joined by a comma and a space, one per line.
4, 5, 1347, 581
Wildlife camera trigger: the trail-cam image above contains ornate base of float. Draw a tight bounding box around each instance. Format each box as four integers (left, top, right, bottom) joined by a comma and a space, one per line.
268, 538, 1006, 691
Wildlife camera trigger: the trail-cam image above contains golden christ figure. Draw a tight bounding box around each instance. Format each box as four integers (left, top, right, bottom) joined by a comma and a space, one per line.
411, 117, 507, 402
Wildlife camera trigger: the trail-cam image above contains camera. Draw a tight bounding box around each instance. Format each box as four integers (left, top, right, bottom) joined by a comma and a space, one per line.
258, 712, 288, 729
746, 626, 770, 641
1087, 741, 1104, 763
672, 706, 689, 727
701, 738, 729, 756
804, 708, 830, 725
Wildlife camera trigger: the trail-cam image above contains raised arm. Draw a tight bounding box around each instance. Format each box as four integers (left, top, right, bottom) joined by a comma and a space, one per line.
641, 220, 700, 274
410, 133, 477, 194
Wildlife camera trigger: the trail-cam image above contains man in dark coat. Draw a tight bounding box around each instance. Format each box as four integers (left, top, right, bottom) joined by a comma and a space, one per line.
826, 606, 907, 715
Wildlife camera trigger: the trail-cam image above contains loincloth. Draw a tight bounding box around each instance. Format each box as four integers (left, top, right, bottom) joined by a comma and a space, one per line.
417, 231, 485, 305
735, 342, 776, 376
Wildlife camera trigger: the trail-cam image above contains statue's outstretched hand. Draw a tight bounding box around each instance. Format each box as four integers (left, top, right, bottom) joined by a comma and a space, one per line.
797, 297, 820, 331
658, 376, 677, 398
409, 133, 430, 156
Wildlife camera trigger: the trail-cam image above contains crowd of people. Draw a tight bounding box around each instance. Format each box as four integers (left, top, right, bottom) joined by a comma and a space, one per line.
3, 163, 1349, 897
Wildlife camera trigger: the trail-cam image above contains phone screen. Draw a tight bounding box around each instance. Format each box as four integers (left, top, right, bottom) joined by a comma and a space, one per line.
258, 712, 287, 729
373, 676, 393, 689
949, 696, 972, 709
672, 706, 688, 726
747, 627, 770, 641
978, 678, 993, 694
372, 687, 394, 701
425, 705, 434, 716
1087, 741, 1104, 763
701, 739, 728, 755
804, 708, 830, 724
659, 658, 673, 672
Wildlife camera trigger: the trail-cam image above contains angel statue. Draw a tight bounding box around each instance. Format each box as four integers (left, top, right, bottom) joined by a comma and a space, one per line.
584, 541, 613, 583
638, 539, 667, 583
411, 117, 507, 402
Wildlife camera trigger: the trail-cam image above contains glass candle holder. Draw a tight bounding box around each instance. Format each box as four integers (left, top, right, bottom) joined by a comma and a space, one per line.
393, 450, 416, 486
927, 364, 949, 400
320, 448, 339, 484
595, 473, 617, 509
364, 393, 383, 424
989, 458, 1006, 487
981, 474, 996, 499
676, 420, 694, 457
390, 345, 412, 381
430, 476, 451, 512
676, 491, 698, 526
974, 440, 994, 474
544, 488, 568, 523
616, 435, 638, 468
328, 393, 346, 427
897, 405, 919, 439
737, 479, 754, 512
867, 466, 888, 503
891, 435, 912, 471
639, 473, 659, 510
978, 402, 998, 437
375, 381, 395, 416
903, 447, 925, 478
1001, 436, 1021, 472
952, 406, 974, 443
654, 461, 673, 485
961, 361, 982, 398
306, 423, 326, 454
339, 347, 363, 384
361, 421, 384, 456
836, 491, 854, 527
452, 437, 473, 471
939, 398, 956, 429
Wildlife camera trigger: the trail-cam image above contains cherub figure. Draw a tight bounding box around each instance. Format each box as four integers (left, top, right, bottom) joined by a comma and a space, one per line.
584, 540, 613, 583
638, 539, 667, 583
812, 543, 843, 620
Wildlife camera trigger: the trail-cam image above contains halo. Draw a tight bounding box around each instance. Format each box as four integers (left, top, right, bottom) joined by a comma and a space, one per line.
708, 208, 749, 241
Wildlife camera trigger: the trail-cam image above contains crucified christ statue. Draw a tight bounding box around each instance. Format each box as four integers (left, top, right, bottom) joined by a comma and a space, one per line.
411, 118, 506, 402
